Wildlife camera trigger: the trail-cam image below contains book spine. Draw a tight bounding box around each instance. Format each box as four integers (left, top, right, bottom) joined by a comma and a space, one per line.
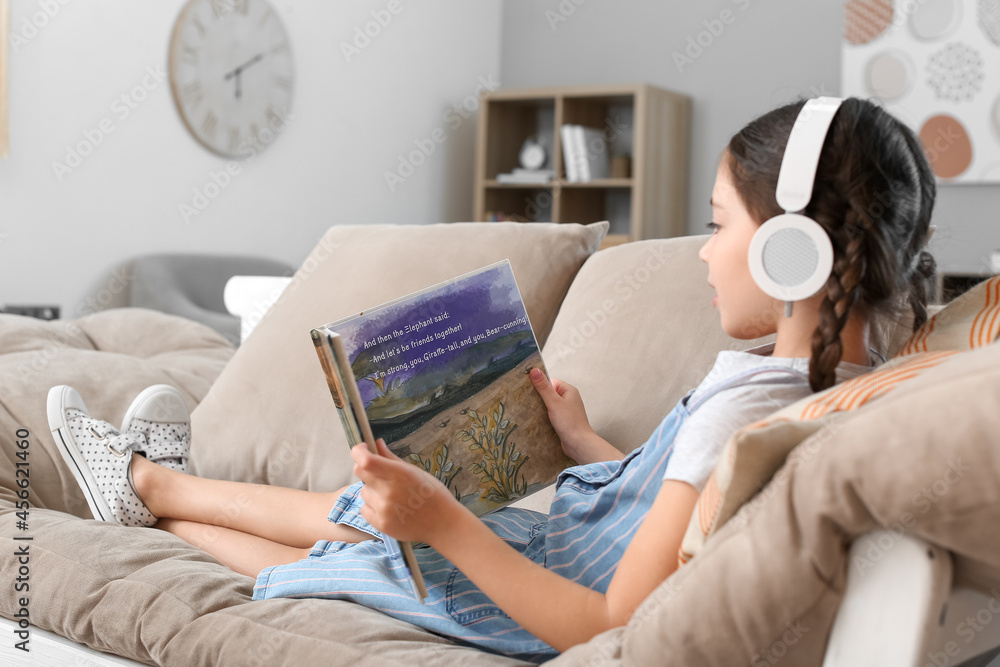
573, 125, 588, 182
560, 124, 579, 182
311, 330, 364, 446
327, 333, 430, 602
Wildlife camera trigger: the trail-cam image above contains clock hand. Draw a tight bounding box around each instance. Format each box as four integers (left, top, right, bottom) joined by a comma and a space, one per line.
223, 53, 264, 81
223, 53, 265, 100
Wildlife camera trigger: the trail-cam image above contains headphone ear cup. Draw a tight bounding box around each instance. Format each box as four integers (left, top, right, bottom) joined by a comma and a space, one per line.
748, 214, 834, 303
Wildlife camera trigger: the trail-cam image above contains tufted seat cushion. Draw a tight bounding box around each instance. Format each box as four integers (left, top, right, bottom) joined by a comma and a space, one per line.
0, 308, 234, 517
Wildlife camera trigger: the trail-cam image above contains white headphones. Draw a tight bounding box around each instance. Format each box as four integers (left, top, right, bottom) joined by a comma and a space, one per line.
748, 97, 845, 317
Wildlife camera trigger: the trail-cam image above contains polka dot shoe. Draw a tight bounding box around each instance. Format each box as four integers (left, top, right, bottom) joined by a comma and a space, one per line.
47, 385, 157, 527
120, 384, 191, 475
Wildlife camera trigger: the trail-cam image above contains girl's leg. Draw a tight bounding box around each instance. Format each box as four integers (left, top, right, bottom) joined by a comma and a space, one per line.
156, 518, 312, 577
131, 454, 372, 549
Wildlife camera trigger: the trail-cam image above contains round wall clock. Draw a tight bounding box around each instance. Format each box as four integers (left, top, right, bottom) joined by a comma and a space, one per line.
168, 0, 294, 158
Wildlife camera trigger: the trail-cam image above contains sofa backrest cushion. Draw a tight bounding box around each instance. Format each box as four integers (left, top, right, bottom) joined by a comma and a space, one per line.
190, 222, 608, 490
541, 235, 774, 454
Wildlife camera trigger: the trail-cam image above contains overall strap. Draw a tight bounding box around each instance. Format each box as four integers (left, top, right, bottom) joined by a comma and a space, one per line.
686, 366, 810, 414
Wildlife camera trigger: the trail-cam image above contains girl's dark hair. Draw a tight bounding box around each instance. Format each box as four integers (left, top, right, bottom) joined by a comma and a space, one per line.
726, 97, 937, 392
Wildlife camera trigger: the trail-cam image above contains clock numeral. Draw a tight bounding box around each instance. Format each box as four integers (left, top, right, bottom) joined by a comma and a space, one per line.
178, 42, 199, 66
273, 75, 293, 90
229, 126, 243, 153
202, 111, 219, 141
270, 42, 290, 55
259, 7, 273, 27
211, 0, 248, 19
180, 81, 203, 109
265, 106, 288, 131
191, 16, 206, 37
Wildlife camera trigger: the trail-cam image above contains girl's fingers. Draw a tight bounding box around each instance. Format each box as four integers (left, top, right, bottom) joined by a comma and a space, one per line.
375, 438, 398, 460
351, 443, 394, 481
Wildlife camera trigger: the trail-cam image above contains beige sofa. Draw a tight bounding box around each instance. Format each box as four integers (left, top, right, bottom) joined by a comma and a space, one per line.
1, 221, 998, 666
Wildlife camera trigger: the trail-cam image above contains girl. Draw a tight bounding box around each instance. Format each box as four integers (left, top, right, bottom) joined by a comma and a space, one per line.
48, 97, 936, 662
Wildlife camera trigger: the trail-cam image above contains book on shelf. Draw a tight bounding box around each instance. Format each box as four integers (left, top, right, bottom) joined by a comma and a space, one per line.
561, 124, 610, 182
496, 168, 556, 184
311, 260, 573, 600
560, 124, 580, 182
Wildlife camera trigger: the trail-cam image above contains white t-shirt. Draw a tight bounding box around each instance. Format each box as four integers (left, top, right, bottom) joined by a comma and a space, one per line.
662, 342, 878, 492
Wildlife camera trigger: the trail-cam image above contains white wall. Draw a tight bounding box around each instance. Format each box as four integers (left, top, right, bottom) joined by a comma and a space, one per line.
500, 0, 1000, 274
0, 0, 502, 317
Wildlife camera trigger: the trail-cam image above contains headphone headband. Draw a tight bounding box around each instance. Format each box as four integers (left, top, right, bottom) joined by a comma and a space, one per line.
775, 97, 845, 214
748, 97, 845, 311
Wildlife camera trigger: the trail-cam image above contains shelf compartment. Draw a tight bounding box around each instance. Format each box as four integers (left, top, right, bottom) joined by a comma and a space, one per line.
559, 186, 631, 237
482, 186, 554, 222
481, 98, 555, 181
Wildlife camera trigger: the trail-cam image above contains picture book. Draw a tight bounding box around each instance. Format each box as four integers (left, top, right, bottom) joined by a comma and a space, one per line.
312, 259, 572, 515
311, 259, 573, 599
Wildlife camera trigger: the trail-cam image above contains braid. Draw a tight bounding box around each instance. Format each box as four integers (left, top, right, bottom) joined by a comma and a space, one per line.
809, 213, 867, 392
907, 249, 937, 331
899, 121, 938, 332
728, 97, 938, 390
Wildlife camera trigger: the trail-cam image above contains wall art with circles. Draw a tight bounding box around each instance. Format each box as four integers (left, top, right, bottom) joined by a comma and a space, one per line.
842, 0, 1000, 183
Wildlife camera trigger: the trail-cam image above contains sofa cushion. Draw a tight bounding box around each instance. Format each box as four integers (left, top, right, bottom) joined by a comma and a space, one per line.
191, 222, 608, 491
0, 508, 532, 667
541, 235, 773, 455
897, 275, 999, 354
679, 275, 1000, 563
0, 309, 233, 517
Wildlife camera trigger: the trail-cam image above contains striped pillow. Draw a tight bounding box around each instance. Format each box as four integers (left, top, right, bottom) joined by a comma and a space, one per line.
678, 276, 1000, 565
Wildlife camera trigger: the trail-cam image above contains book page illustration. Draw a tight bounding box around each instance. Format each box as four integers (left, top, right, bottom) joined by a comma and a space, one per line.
324, 261, 570, 516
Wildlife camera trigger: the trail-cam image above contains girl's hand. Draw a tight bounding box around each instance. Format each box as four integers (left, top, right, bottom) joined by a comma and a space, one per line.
530, 368, 622, 463
351, 439, 462, 544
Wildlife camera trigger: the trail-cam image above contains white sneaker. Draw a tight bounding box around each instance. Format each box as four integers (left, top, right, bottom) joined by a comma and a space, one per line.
120, 385, 191, 474
47, 385, 157, 527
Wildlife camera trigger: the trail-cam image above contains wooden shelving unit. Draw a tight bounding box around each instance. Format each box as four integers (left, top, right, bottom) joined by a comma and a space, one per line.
472, 83, 691, 246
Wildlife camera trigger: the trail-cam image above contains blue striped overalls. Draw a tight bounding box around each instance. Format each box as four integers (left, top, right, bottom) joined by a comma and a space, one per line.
253, 365, 808, 662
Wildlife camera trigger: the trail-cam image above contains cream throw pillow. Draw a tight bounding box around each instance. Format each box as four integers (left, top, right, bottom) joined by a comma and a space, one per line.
190, 222, 608, 491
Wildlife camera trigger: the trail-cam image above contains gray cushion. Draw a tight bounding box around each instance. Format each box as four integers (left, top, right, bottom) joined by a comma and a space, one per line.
128, 254, 293, 345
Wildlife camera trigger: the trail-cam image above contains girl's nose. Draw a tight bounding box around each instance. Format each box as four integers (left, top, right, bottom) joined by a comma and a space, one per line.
698, 239, 711, 262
